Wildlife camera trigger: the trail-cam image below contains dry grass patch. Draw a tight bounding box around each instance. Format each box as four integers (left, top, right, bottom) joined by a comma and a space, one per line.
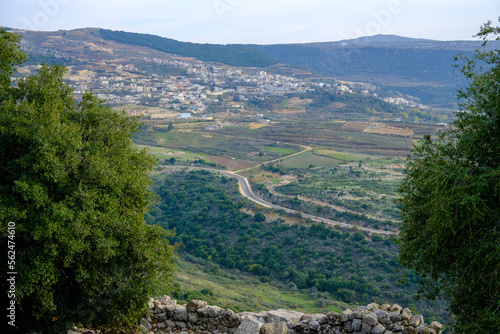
339, 122, 370, 132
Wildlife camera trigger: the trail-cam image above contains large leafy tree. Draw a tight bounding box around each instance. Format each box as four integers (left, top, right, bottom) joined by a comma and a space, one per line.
0, 29, 175, 333
398, 20, 500, 333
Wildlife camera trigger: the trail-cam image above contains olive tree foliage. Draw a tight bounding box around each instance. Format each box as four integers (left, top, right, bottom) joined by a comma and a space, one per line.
398, 20, 500, 333
0, 29, 175, 332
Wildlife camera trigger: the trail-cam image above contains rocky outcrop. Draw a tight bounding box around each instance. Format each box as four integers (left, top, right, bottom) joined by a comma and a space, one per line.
67, 297, 444, 334
132, 297, 444, 334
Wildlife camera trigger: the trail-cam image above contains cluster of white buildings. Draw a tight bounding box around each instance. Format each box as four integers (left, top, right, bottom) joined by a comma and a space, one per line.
68, 57, 354, 114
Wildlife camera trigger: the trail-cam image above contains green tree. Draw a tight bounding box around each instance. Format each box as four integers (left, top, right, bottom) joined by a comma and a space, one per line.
0, 29, 175, 333
398, 20, 500, 333
253, 211, 266, 222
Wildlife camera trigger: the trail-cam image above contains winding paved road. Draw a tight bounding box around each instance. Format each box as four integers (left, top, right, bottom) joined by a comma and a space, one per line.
160, 166, 397, 236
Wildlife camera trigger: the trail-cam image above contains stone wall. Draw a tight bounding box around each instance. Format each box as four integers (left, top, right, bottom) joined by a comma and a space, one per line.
132, 296, 444, 334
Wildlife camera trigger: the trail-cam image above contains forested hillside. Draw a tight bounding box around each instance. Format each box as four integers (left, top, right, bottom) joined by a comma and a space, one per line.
99, 29, 277, 67
150, 170, 449, 323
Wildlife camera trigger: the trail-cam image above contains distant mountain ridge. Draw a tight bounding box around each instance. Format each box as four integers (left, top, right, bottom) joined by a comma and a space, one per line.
7, 27, 498, 106
98, 29, 277, 68
96, 29, 492, 86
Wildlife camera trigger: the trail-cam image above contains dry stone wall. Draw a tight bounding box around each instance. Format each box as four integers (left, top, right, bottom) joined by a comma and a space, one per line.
132, 296, 444, 334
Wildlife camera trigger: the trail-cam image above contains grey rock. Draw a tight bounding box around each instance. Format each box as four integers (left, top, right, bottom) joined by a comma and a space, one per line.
344, 320, 353, 332
416, 325, 431, 334
220, 308, 241, 328
326, 311, 342, 325
341, 309, 353, 322
374, 310, 390, 325
267, 309, 305, 327
165, 300, 178, 313
187, 300, 208, 312
155, 312, 167, 322
389, 311, 402, 323
218, 325, 229, 333
380, 304, 391, 311
166, 320, 175, 329
261, 321, 288, 334
293, 322, 309, 334
208, 305, 223, 318
362, 322, 373, 333
402, 327, 418, 334
308, 320, 320, 330
363, 312, 379, 326
389, 304, 403, 313
429, 321, 444, 333
188, 311, 199, 323
409, 315, 423, 327
401, 309, 412, 321
140, 317, 152, 330
367, 303, 380, 311
352, 318, 363, 331
197, 305, 210, 317
354, 306, 369, 319
153, 300, 163, 313
234, 317, 262, 334
173, 306, 188, 322
371, 323, 386, 334
175, 321, 187, 328
393, 325, 403, 332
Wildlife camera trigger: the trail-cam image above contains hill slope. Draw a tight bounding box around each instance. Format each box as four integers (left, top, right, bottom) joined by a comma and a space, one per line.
98, 29, 277, 67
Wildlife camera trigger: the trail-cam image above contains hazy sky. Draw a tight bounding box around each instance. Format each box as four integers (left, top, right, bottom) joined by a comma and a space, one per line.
1, 0, 498, 44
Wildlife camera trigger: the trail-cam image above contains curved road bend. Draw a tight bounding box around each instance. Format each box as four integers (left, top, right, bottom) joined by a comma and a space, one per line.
159, 166, 397, 236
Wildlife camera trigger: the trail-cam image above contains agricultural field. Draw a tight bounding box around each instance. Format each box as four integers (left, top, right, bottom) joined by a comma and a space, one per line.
134, 128, 302, 170
135, 116, 438, 227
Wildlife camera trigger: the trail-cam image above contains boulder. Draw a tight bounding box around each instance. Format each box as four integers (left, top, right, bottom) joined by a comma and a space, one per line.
402, 327, 418, 334
389, 311, 402, 323
401, 308, 412, 321
389, 304, 403, 313
430, 321, 444, 333
409, 315, 423, 327
341, 309, 353, 322
354, 306, 370, 319
261, 321, 288, 334
362, 321, 373, 333
363, 312, 379, 327
326, 311, 342, 325
186, 300, 207, 312
207, 305, 222, 318
267, 309, 304, 327
173, 306, 188, 322
374, 310, 390, 325
372, 323, 386, 334
220, 308, 241, 328
352, 318, 363, 331
234, 317, 263, 334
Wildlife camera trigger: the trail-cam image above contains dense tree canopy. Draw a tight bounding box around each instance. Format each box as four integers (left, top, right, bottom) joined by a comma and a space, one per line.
0, 29, 175, 333
398, 20, 500, 333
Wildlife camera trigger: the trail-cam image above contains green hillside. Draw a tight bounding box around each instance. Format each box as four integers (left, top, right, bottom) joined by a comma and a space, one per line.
99, 29, 277, 67
150, 170, 449, 324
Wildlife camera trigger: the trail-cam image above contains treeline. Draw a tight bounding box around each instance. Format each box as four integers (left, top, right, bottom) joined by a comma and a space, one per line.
150, 170, 448, 322
99, 29, 277, 67
305, 90, 400, 115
